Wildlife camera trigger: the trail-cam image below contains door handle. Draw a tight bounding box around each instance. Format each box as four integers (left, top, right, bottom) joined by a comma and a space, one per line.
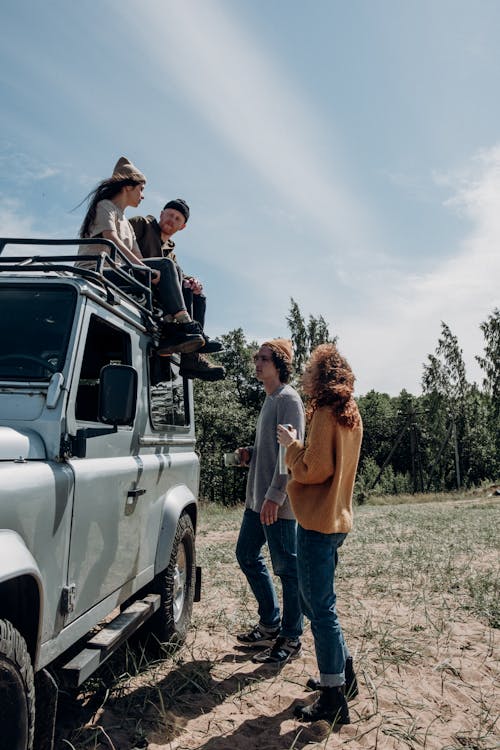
127, 488, 147, 499
125, 487, 147, 516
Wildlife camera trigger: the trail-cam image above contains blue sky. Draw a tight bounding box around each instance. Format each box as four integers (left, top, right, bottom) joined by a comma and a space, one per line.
1, 0, 499, 395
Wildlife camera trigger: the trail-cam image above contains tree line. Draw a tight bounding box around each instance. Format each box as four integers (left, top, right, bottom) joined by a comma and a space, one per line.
193, 302, 499, 504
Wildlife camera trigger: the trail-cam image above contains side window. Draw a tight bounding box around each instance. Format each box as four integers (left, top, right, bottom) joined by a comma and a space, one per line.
149, 352, 189, 430
75, 315, 132, 422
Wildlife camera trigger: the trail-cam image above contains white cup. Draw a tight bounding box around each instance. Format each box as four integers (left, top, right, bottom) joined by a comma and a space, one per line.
223, 451, 240, 467
279, 424, 293, 474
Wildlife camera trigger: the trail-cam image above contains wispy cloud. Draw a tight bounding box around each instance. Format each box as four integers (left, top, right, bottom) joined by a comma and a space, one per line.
341, 144, 500, 393
0, 198, 37, 236
0, 148, 62, 185
0, 198, 45, 258
117, 0, 380, 266
0, 195, 77, 249
411, 145, 500, 320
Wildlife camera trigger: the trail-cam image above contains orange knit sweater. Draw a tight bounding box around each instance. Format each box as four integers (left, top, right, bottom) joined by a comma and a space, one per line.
285, 405, 363, 533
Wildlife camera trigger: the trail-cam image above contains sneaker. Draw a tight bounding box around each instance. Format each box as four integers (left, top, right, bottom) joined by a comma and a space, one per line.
236, 624, 280, 646
294, 685, 350, 724
306, 656, 358, 700
157, 321, 204, 356
198, 334, 223, 354
252, 636, 302, 664
179, 352, 225, 381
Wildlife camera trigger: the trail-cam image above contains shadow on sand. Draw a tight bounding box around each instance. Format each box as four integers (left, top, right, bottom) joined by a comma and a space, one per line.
55, 641, 339, 749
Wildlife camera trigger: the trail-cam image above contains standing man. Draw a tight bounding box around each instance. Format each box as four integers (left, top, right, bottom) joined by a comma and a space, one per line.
130, 200, 224, 381
236, 339, 305, 664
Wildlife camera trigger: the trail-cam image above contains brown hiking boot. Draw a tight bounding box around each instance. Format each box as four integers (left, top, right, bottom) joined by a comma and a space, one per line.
179, 353, 225, 381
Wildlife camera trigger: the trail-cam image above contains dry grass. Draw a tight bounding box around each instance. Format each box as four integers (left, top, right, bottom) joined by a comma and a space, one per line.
57, 490, 499, 750
364, 483, 499, 507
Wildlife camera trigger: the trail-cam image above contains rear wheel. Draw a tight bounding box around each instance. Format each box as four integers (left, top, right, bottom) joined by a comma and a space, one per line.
151, 513, 196, 646
0, 619, 35, 750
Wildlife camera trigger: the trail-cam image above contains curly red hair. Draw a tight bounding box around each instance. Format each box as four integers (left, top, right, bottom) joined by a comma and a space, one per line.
304, 344, 361, 428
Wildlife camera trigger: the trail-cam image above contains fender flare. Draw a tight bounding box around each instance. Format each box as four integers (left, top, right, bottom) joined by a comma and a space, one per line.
154, 485, 197, 576
0, 529, 44, 663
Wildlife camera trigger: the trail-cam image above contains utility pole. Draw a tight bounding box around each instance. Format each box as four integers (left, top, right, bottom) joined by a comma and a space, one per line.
452, 418, 461, 489
369, 406, 428, 494
409, 420, 416, 492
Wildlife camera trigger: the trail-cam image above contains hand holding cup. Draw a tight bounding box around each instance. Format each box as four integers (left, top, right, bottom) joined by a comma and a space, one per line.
224, 447, 250, 467
277, 424, 297, 447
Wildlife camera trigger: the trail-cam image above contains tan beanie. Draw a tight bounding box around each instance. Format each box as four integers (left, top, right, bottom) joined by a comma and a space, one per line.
111, 156, 146, 183
262, 338, 293, 364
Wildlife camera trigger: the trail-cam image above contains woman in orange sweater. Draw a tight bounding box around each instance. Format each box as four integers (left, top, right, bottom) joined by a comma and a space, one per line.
277, 343, 363, 725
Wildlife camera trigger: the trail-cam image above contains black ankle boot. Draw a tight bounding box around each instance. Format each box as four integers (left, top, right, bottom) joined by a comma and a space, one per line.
294, 685, 350, 724
306, 656, 359, 700
345, 656, 358, 699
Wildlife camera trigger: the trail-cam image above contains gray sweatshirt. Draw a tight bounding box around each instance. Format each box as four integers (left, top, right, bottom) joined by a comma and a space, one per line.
245, 383, 305, 520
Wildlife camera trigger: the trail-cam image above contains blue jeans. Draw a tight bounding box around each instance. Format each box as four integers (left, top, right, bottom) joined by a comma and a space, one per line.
297, 526, 350, 687
236, 509, 303, 640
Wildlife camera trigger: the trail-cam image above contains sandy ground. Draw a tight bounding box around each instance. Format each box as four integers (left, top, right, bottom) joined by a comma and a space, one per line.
60, 511, 500, 750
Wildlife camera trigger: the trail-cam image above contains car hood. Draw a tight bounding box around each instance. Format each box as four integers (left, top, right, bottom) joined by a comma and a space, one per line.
0, 426, 46, 460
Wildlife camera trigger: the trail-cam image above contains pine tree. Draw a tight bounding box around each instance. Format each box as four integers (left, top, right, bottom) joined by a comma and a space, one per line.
476, 308, 500, 477
422, 322, 470, 489
476, 308, 500, 418
286, 298, 337, 377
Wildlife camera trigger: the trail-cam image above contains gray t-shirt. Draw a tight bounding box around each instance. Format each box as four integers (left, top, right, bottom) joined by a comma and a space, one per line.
245, 383, 305, 520
77, 199, 141, 268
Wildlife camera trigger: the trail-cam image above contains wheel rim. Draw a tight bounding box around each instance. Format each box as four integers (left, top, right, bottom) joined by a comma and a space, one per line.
173, 541, 187, 622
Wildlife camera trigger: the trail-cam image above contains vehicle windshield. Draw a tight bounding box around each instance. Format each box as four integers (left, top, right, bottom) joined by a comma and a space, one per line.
0, 285, 76, 380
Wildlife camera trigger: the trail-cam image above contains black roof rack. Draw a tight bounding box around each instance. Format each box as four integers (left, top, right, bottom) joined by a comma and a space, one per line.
0, 238, 159, 328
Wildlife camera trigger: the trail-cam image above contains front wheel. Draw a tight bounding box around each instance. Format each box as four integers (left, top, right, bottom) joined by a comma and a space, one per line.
151, 513, 196, 646
0, 619, 35, 750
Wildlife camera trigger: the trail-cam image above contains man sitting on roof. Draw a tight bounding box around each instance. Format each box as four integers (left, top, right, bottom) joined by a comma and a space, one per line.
130, 199, 224, 382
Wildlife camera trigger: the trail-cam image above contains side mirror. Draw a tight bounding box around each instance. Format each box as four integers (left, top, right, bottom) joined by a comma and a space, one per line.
98, 364, 137, 426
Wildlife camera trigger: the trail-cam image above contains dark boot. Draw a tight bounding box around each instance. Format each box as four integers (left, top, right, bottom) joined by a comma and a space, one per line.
294, 685, 350, 724
198, 334, 223, 354
179, 353, 225, 381
345, 656, 358, 699
306, 656, 358, 700
158, 321, 204, 356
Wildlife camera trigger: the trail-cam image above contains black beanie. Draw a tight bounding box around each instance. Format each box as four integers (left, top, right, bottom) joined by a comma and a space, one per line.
163, 198, 190, 222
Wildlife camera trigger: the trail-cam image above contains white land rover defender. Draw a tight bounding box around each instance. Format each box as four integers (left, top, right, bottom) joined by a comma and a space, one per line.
0, 238, 202, 750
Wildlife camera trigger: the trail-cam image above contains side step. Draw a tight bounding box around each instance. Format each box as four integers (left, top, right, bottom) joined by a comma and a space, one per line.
61, 593, 160, 688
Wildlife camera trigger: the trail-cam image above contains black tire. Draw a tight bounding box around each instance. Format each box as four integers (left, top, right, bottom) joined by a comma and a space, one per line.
151, 513, 196, 646
0, 619, 35, 750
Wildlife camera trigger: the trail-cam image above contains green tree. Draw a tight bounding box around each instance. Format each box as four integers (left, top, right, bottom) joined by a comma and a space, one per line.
392, 390, 426, 492
286, 298, 336, 377
193, 329, 263, 505
459, 384, 499, 484
308, 313, 332, 351
287, 298, 308, 373
422, 322, 475, 489
356, 390, 425, 497
357, 390, 396, 468
476, 308, 500, 419
476, 308, 500, 476
216, 328, 262, 411
422, 322, 468, 404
